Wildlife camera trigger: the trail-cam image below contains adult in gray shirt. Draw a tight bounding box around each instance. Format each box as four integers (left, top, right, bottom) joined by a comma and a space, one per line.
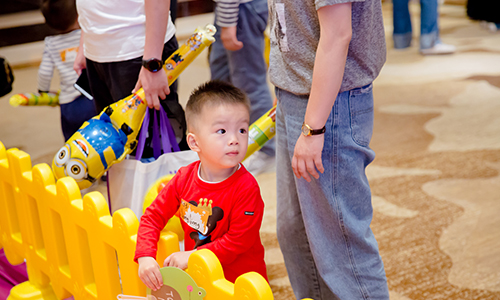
268, 0, 390, 299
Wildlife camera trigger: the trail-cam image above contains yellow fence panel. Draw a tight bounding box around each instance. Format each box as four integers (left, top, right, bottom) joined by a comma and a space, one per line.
0, 141, 273, 300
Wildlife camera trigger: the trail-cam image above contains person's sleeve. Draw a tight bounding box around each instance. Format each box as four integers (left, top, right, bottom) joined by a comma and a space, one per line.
198, 180, 264, 265
214, 0, 240, 27
134, 173, 182, 262
37, 41, 54, 92
315, 0, 363, 11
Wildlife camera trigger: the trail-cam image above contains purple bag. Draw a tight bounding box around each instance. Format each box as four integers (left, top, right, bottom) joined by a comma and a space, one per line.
106, 105, 185, 217
135, 106, 180, 160
0, 249, 28, 300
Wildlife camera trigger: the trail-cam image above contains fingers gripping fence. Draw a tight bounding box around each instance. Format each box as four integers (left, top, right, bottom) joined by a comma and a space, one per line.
0, 141, 273, 300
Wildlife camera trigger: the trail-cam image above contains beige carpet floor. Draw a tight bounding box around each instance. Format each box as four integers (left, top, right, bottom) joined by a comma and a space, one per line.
1, 3, 499, 300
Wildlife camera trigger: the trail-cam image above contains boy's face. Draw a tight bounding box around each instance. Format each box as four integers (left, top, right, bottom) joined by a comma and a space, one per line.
189, 103, 249, 170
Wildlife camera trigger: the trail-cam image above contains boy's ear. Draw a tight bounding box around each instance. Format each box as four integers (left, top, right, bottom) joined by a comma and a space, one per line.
187, 133, 200, 152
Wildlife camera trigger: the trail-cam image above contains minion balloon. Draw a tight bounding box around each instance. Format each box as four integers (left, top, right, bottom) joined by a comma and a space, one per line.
52, 25, 216, 189
52, 107, 133, 188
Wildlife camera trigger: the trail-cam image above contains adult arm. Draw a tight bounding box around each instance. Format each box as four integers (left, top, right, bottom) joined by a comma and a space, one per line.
292, 2, 353, 181
133, 0, 171, 110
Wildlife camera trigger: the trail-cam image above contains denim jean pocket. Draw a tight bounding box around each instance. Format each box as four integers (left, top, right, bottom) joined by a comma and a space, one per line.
349, 84, 374, 147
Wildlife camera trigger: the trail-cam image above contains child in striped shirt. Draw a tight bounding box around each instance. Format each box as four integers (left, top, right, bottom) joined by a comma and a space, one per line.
39, 0, 96, 140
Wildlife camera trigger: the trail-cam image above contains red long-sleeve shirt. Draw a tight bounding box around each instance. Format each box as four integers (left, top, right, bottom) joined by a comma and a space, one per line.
134, 161, 267, 283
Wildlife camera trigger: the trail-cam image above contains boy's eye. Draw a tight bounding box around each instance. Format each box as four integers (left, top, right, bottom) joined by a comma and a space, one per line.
216, 129, 226, 134
239, 128, 247, 134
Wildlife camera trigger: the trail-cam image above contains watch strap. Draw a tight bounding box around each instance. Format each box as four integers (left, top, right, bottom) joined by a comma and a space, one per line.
302, 122, 326, 136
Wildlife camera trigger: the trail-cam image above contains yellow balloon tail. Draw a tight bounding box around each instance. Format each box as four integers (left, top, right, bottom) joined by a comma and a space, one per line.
9, 92, 59, 107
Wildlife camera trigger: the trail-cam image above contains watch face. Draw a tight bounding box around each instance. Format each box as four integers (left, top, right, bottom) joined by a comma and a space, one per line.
301, 124, 310, 136
148, 60, 162, 72
144, 59, 163, 72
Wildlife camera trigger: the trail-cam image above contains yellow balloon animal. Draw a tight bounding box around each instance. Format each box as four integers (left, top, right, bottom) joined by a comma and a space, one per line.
245, 106, 276, 160
9, 91, 59, 106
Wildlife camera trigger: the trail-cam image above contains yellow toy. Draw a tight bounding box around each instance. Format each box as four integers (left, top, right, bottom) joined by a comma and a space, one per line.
164, 24, 216, 82
9, 91, 59, 106
245, 106, 276, 160
143, 175, 175, 210
52, 25, 216, 189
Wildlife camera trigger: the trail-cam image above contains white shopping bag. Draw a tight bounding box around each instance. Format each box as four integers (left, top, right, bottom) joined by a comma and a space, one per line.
107, 150, 198, 218
107, 106, 197, 219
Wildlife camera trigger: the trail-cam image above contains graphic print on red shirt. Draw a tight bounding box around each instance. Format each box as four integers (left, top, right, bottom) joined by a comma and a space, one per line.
135, 161, 268, 283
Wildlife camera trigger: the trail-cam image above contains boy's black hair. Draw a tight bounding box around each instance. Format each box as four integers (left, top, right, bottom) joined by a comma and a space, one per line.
186, 80, 250, 130
41, 0, 78, 32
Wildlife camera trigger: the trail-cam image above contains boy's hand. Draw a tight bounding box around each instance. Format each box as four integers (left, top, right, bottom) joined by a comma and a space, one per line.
138, 256, 163, 291
163, 250, 196, 270
292, 134, 325, 182
221, 27, 243, 51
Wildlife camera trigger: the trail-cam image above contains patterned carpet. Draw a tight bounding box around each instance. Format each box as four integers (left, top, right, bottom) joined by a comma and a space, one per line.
257, 3, 500, 300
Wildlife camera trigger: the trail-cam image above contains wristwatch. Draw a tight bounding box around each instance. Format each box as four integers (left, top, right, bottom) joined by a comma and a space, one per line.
142, 58, 163, 72
301, 122, 326, 136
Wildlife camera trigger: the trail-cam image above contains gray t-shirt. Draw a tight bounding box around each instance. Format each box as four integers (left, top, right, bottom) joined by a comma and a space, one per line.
268, 0, 386, 95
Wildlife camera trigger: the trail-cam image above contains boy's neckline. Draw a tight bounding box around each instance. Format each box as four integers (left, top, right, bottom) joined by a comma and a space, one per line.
197, 163, 241, 183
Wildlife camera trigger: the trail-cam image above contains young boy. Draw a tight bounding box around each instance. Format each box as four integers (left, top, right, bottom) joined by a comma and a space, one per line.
134, 80, 267, 290
39, 0, 96, 140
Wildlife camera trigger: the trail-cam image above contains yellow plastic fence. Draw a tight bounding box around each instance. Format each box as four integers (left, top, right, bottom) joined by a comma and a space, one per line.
0, 141, 273, 300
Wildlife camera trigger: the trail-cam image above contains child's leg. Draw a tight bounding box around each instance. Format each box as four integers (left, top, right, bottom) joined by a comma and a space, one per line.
60, 95, 97, 140
209, 22, 231, 83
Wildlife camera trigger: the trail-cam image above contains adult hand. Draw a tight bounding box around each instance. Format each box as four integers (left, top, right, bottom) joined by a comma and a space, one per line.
133, 67, 170, 110
163, 250, 195, 270
221, 26, 243, 51
292, 134, 325, 182
138, 256, 163, 291
73, 48, 86, 76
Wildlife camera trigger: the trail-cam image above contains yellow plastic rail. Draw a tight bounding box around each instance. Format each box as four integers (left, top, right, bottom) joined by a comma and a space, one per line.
0, 141, 273, 300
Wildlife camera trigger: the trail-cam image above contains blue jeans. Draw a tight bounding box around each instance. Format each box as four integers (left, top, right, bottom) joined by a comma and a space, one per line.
60, 95, 97, 140
209, 0, 275, 157
393, 0, 440, 49
275, 86, 389, 300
